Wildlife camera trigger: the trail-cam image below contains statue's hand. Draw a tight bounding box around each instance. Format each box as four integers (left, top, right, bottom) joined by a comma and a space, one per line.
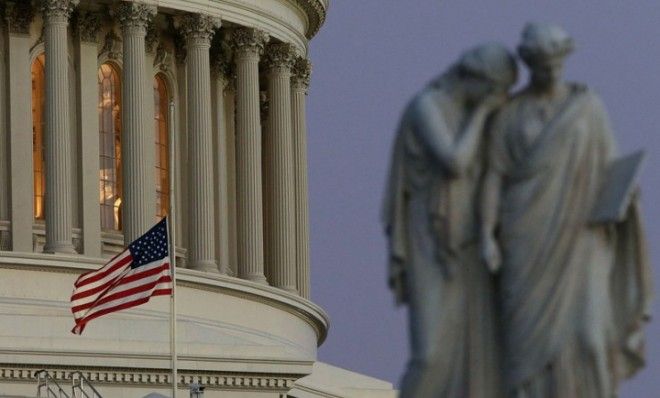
481, 235, 502, 274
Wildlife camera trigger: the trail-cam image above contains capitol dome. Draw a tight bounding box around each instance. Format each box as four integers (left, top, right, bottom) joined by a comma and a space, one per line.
0, 0, 395, 396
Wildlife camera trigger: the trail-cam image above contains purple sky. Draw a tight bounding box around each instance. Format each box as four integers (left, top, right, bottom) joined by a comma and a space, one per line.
305, 1, 660, 395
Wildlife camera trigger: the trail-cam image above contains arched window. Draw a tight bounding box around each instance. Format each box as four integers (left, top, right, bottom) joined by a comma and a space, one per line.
154, 74, 169, 219
31, 54, 46, 220
98, 63, 122, 231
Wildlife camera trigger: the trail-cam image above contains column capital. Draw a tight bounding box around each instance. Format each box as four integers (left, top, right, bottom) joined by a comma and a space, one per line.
174, 13, 220, 44
73, 10, 100, 43
4, 1, 34, 34
213, 38, 237, 87
263, 42, 297, 72
292, 57, 312, 91
212, 54, 233, 86
41, 0, 79, 21
114, 2, 156, 32
228, 28, 269, 57
145, 21, 159, 54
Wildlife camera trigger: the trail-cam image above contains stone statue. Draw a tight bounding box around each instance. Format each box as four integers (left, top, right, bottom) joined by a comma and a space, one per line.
480, 23, 652, 397
382, 43, 517, 397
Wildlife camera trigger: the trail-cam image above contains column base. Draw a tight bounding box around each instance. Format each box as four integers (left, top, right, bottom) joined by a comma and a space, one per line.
218, 263, 232, 275
43, 242, 77, 255
244, 274, 269, 285
279, 287, 299, 295
189, 261, 219, 273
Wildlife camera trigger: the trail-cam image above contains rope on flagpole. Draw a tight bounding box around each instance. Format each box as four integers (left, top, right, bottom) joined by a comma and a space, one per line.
168, 98, 178, 398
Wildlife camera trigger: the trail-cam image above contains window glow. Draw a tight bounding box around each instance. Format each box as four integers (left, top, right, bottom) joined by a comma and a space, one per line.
31, 54, 46, 220
154, 74, 170, 220
98, 63, 122, 231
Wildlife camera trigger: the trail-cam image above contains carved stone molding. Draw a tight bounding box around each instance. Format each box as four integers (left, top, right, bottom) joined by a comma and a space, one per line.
292, 57, 312, 91
211, 49, 233, 84
99, 30, 122, 61
174, 13, 221, 45
228, 28, 269, 57
41, 0, 79, 21
73, 10, 101, 43
0, 252, 329, 343
0, 365, 298, 391
4, 1, 34, 34
153, 43, 171, 71
295, 0, 326, 39
263, 42, 297, 72
211, 35, 236, 87
114, 2, 156, 33
144, 20, 159, 53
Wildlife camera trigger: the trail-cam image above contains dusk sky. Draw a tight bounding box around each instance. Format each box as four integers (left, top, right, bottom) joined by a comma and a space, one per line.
305, 1, 660, 395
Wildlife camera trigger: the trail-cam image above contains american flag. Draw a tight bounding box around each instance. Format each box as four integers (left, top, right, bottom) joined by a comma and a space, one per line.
70, 218, 173, 334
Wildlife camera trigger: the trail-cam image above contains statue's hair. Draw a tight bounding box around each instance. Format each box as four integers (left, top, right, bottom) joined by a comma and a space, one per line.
457, 43, 518, 87
518, 22, 575, 65
427, 43, 517, 90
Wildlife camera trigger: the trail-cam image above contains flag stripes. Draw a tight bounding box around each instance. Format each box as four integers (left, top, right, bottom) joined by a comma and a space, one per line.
70, 218, 172, 335
71, 259, 171, 316
74, 251, 133, 288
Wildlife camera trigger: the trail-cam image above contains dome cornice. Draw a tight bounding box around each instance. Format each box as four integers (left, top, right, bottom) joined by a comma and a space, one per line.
294, 0, 327, 39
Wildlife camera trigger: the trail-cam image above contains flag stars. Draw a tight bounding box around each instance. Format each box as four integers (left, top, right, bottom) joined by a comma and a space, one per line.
129, 219, 170, 268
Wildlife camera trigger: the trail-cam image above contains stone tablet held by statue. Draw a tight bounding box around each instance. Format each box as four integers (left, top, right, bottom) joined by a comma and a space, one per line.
591, 150, 646, 223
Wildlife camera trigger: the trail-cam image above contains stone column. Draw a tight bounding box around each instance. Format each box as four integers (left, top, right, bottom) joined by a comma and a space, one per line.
144, 23, 159, 234
5, 2, 35, 252
74, 10, 101, 257
260, 91, 272, 282
144, 23, 158, 213
212, 53, 232, 275
173, 36, 187, 267
41, 0, 78, 254
116, 2, 156, 244
229, 28, 269, 284
263, 43, 297, 293
224, 79, 238, 275
176, 14, 221, 272
0, 6, 10, 250
291, 57, 312, 299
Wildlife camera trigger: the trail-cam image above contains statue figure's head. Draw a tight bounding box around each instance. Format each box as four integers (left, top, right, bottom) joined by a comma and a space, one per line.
455, 43, 518, 103
518, 23, 574, 91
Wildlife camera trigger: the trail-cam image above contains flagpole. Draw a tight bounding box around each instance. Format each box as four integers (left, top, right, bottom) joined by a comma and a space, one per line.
168, 98, 178, 398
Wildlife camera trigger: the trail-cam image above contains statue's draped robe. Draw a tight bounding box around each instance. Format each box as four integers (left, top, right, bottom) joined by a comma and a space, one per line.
383, 86, 502, 398
490, 85, 652, 397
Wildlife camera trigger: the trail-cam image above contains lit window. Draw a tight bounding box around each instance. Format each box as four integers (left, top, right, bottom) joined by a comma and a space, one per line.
31, 54, 46, 220
98, 63, 122, 231
154, 74, 170, 219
